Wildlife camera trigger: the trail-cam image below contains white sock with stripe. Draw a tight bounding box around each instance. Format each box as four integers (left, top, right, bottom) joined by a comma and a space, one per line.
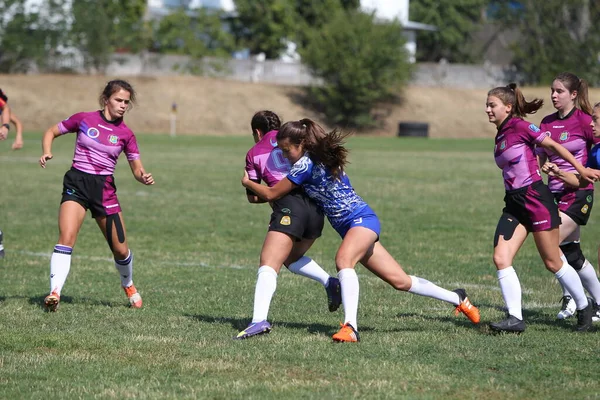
114, 250, 134, 288
50, 245, 73, 296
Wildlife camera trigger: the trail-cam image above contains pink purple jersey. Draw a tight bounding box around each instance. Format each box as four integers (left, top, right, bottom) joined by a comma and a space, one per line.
536, 109, 594, 192
245, 130, 290, 187
494, 117, 547, 190
58, 111, 140, 175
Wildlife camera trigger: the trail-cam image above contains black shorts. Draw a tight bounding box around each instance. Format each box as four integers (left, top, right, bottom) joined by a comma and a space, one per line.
502, 181, 561, 232
554, 189, 593, 226
61, 167, 121, 218
268, 191, 324, 241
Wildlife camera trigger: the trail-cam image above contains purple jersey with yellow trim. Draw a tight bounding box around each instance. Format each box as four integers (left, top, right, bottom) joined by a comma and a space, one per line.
537, 109, 594, 192
494, 117, 546, 190
58, 111, 140, 175
245, 130, 290, 187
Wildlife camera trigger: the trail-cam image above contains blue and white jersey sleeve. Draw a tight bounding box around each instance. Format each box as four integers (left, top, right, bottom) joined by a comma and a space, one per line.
587, 144, 600, 170
288, 155, 368, 229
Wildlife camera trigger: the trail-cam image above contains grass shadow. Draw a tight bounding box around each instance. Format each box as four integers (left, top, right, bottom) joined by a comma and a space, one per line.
185, 313, 375, 336
27, 294, 121, 309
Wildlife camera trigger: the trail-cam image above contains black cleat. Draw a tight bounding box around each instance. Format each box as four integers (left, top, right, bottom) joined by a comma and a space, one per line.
575, 298, 594, 332
325, 277, 342, 312
489, 315, 526, 333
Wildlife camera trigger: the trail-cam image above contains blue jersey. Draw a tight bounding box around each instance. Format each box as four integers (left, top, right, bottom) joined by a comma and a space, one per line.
287, 154, 369, 230
587, 143, 600, 170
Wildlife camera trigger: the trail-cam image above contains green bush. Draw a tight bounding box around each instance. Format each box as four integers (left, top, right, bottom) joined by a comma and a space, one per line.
300, 10, 412, 128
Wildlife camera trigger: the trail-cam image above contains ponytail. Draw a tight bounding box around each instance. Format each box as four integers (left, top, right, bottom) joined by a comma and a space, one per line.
488, 83, 543, 118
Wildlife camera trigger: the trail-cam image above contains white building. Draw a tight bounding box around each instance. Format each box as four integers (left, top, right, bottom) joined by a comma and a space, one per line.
361, 0, 436, 63
147, 0, 435, 63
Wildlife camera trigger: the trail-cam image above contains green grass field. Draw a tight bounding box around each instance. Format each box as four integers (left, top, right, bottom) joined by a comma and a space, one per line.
1, 134, 599, 399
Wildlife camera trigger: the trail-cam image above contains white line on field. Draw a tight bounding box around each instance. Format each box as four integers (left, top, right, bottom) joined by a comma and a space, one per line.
16, 250, 246, 269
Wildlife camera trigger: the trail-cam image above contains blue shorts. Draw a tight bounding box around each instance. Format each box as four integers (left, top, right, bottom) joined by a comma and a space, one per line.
332, 205, 381, 239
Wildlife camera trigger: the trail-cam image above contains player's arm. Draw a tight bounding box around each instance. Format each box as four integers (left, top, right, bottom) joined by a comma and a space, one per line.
0, 103, 10, 140
246, 182, 267, 204
128, 159, 154, 185
541, 162, 582, 188
242, 170, 295, 202
538, 136, 600, 183
39, 124, 62, 168
10, 113, 23, 150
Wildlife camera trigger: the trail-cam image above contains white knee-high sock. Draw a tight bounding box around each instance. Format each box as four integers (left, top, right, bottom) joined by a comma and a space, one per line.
114, 249, 133, 288
555, 262, 588, 310
338, 268, 359, 329
251, 266, 278, 323
578, 260, 600, 305
50, 245, 72, 295
559, 254, 571, 297
497, 267, 522, 320
287, 256, 330, 286
407, 275, 460, 304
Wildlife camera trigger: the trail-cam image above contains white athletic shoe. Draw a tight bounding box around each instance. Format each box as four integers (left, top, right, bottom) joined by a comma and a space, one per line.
557, 295, 576, 320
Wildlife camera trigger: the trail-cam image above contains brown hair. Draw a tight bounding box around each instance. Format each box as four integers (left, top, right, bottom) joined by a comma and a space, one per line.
277, 118, 351, 180
554, 72, 592, 115
250, 110, 281, 134
487, 83, 543, 118
98, 79, 136, 110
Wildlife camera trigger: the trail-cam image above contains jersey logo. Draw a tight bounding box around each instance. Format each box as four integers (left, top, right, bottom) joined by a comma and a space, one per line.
529, 124, 540, 133
86, 127, 100, 138
582, 204, 589, 214
500, 140, 507, 150
559, 131, 569, 141
280, 216, 291, 225
109, 135, 118, 144
353, 218, 363, 224
586, 195, 592, 203
270, 138, 278, 147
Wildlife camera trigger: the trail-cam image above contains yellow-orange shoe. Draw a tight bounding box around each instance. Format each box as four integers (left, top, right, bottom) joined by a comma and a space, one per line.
332, 322, 360, 342
123, 284, 142, 308
454, 288, 480, 324
44, 292, 60, 312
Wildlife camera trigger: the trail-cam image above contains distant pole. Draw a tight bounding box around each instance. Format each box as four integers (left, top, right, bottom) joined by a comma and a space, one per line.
170, 102, 177, 137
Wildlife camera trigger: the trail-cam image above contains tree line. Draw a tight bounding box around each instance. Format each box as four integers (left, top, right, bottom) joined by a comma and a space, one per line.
0, 0, 598, 128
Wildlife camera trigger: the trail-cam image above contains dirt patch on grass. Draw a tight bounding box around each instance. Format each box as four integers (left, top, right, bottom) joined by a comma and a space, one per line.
3, 74, 599, 138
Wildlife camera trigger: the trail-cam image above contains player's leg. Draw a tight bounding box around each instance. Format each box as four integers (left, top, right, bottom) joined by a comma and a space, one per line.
534, 228, 593, 332
555, 213, 579, 319
361, 241, 480, 324
95, 211, 141, 308
489, 213, 528, 332
330, 226, 377, 343
45, 200, 87, 311
285, 239, 341, 312
235, 230, 293, 339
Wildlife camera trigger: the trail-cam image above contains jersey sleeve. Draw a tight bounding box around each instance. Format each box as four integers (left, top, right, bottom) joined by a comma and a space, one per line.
124, 132, 140, 161
0, 89, 7, 109
245, 151, 260, 182
58, 113, 86, 134
524, 122, 547, 144
287, 155, 313, 186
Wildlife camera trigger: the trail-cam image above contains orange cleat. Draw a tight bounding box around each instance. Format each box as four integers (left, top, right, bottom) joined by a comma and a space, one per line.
44, 292, 60, 312
123, 284, 142, 308
332, 322, 360, 342
453, 288, 480, 324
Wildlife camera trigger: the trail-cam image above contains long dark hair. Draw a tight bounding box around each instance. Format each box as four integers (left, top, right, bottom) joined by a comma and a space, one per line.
487, 83, 543, 118
98, 79, 136, 110
554, 72, 592, 115
277, 118, 352, 180
251, 110, 281, 134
